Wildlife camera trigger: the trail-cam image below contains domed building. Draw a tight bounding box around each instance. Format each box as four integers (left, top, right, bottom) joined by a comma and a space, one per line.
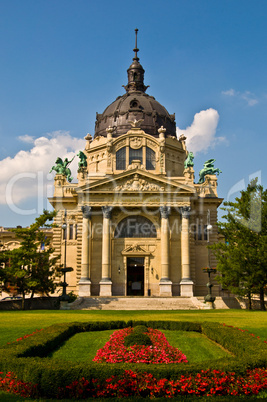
49, 31, 222, 302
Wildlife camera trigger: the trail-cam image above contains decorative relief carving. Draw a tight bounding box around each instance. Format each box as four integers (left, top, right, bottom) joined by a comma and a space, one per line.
128, 119, 144, 128
127, 160, 145, 170
146, 139, 157, 151
114, 175, 161, 192
122, 244, 148, 254
102, 206, 113, 219
159, 206, 171, 219
179, 206, 191, 219
114, 139, 127, 151
129, 137, 142, 149
81, 205, 91, 219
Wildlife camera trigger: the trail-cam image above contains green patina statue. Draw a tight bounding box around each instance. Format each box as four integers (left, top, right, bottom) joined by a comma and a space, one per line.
184, 151, 194, 169
49, 156, 74, 182
198, 159, 222, 184
77, 150, 87, 170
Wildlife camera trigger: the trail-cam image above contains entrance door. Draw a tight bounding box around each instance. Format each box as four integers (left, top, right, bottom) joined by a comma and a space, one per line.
127, 257, 144, 296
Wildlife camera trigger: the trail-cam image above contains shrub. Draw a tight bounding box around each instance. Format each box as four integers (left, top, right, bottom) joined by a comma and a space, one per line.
124, 332, 152, 347
0, 320, 266, 398
124, 324, 152, 347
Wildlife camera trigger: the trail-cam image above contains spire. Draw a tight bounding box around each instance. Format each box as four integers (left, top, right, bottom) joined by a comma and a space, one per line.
133, 28, 139, 62
123, 28, 149, 93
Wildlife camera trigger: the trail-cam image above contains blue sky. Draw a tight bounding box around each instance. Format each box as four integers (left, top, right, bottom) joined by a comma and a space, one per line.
0, 0, 266, 227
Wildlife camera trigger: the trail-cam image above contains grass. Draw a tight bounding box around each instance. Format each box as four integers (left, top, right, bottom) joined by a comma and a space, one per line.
0, 309, 266, 400
163, 330, 231, 362
50, 329, 114, 361
50, 329, 231, 363
0, 309, 266, 347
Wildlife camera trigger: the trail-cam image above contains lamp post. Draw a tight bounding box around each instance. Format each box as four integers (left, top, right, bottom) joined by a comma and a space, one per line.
203, 210, 216, 305
59, 210, 73, 304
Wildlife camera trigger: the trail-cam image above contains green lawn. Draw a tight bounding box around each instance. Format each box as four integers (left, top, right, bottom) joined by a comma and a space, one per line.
0, 309, 266, 347
50, 329, 114, 361
0, 309, 266, 401
50, 329, 231, 363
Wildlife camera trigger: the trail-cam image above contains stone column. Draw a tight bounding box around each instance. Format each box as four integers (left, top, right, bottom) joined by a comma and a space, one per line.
99, 206, 113, 296
79, 206, 92, 296
159, 206, 172, 296
179, 206, 194, 296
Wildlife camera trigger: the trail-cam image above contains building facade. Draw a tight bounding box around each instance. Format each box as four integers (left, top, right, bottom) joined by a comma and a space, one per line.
48, 33, 222, 298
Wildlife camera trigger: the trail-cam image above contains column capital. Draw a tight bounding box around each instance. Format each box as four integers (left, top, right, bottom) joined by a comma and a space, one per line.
102, 206, 113, 219
159, 206, 171, 219
81, 205, 91, 219
179, 206, 191, 219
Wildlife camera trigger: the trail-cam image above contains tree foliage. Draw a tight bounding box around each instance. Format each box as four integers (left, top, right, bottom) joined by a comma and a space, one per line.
210, 179, 267, 310
0, 210, 61, 309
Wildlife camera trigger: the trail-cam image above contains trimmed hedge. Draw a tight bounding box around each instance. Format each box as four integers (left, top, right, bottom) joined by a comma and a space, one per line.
0, 320, 266, 398
124, 325, 152, 347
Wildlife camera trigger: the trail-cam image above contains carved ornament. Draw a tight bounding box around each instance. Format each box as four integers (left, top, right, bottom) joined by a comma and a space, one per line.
128, 118, 144, 128
122, 244, 150, 255
114, 175, 161, 192
129, 137, 142, 149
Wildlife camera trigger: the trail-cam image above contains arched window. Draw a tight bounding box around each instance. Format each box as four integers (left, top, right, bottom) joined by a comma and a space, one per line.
129, 147, 143, 164
114, 216, 157, 238
146, 147, 156, 170
116, 147, 126, 170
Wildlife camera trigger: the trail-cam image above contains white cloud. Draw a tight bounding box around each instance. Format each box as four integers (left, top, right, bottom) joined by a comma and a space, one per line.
176, 108, 225, 154
18, 134, 35, 143
222, 88, 258, 106
241, 91, 259, 106
222, 88, 236, 96
0, 131, 85, 209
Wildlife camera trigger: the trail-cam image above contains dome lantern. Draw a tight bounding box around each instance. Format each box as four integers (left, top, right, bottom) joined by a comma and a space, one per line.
94, 29, 176, 138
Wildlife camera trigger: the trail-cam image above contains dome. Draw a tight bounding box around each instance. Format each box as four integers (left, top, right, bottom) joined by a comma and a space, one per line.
94, 30, 176, 138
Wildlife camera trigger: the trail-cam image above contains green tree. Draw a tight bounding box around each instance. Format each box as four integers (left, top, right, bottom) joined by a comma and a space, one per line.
210, 180, 267, 310
0, 210, 61, 309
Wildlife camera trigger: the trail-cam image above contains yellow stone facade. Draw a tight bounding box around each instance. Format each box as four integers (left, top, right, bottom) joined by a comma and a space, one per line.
48, 34, 223, 298
48, 125, 222, 298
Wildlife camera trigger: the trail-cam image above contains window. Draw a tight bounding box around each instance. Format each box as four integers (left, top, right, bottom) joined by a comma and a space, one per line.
146, 147, 156, 170
69, 224, 73, 240
204, 225, 208, 241
116, 145, 157, 171
197, 224, 202, 241
116, 147, 126, 170
115, 216, 157, 238
129, 147, 142, 164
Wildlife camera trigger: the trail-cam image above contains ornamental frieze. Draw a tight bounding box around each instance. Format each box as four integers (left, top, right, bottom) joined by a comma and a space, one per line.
114, 176, 161, 192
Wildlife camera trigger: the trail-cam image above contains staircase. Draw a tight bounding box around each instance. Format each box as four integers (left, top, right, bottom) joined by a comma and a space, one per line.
69, 296, 242, 310
70, 296, 199, 310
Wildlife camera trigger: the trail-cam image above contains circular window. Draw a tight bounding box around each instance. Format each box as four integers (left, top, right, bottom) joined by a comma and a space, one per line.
130, 99, 139, 108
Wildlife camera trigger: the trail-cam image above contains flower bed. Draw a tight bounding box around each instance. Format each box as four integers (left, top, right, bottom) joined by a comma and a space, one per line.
58, 368, 267, 398
93, 327, 188, 364
0, 320, 266, 398
1, 368, 267, 399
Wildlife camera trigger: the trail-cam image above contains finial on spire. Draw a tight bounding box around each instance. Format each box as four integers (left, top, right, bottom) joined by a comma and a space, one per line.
123, 28, 149, 93
133, 28, 139, 61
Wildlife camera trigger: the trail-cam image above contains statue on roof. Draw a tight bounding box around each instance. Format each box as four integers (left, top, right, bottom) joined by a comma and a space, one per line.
198, 159, 222, 184
49, 156, 74, 182
184, 152, 194, 169
77, 151, 87, 170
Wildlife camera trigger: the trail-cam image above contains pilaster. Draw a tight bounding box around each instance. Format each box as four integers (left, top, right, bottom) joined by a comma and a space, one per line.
79, 206, 92, 296
159, 206, 172, 296
99, 206, 113, 296
179, 206, 194, 296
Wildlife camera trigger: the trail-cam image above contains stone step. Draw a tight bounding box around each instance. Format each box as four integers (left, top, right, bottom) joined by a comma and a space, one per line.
69, 296, 242, 310
69, 296, 199, 310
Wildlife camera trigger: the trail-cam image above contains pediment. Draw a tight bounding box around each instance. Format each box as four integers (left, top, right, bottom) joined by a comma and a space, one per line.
121, 244, 150, 256
78, 169, 195, 194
